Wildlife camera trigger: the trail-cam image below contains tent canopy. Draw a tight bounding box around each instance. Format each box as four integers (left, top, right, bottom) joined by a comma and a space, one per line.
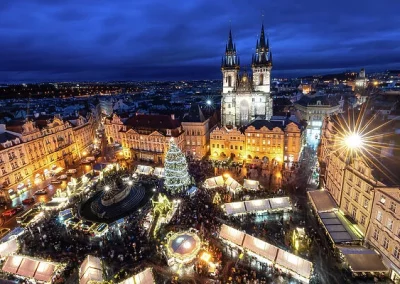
225, 202, 246, 215
275, 250, 313, 279
243, 234, 278, 263
153, 167, 165, 178
337, 246, 388, 273
269, 197, 291, 210
245, 199, 271, 212
2, 255, 58, 282
135, 165, 153, 175
225, 176, 241, 192
0, 239, 18, 257
119, 268, 155, 284
219, 224, 245, 246
80, 255, 103, 284
318, 212, 362, 243
243, 179, 259, 190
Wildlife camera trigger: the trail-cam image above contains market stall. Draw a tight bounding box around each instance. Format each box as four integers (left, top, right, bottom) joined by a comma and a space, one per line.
275, 249, 313, 283
219, 224, 245, 247
224, 202, 246, 215
203, 177, 218, 188
135, 165, 153, 175
166, 231, 202, 265
79, 255, 103, 284
243, 179, 259, 190
0, 239, 18, 258
243, 234, 278, 264
245, 199, 271, 213
2, 255, 59, 283
269, 197, 292, 211
225, 176, 241, 193
119, 267, 156, 284
336, 246, 388, 274
153, 167, 165, 178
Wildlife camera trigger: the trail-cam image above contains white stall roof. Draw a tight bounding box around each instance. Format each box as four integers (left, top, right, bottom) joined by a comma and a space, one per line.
79, 255, 103, 284
245, 199, 271, 212
204, 177, 217, 188
243, 179, 259, 190
2, 255, 58, 283
219, 224, 245, 246
215, 176, 225, 186
119, 268, 155, 284
135, 165, 153, 175
275, 250, 313, 280
153, 167, 165, 178
243, 235, 278, 263
269, 197, 291, 210
0, 239, 18, 257
225, 177, 241, 192
225, 202, 246, 215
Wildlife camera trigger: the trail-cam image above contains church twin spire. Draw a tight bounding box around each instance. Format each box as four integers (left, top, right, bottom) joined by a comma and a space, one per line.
222, 24, 272, 69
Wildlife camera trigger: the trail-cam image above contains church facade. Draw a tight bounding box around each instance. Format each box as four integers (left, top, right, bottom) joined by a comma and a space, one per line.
221, 24, 273, 127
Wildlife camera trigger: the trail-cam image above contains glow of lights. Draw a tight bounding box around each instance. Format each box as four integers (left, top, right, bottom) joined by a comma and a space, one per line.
200, 252, 211, 262
344, 133, 363, 149
104, 186, 110, 191
153, 188, 156, 192
206, 100, 212, 106
223, 173, 230, 179
183, 241, 192, 249
128, 181, 133, 186
83, 151, 87, 156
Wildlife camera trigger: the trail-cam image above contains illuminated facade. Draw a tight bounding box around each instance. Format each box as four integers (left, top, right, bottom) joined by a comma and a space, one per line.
221, 25, 273, 127
367, 187, 400, 282
105, 114, 185, 163
0, 114, 97, 201
210, 119, 303, 166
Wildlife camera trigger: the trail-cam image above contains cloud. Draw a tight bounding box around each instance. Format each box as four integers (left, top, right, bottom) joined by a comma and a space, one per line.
0, 0, 399, 82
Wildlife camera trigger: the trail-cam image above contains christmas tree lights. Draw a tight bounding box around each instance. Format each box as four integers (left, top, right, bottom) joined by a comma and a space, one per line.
164, 138, 191, 194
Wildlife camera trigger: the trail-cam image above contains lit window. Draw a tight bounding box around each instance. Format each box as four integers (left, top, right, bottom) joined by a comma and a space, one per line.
387, 219, 393, 231
380, 196, 386, 204
376, 210, 383, 222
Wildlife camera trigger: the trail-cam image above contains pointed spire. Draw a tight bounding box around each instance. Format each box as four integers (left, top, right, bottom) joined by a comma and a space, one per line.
259, 23, 266, 48
267, 37, 269, 50
227, 29, 234, 51
256, 39, 259, 50
269, 51, 273, 65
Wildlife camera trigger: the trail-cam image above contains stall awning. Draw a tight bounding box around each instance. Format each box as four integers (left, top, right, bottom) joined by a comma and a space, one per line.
337, 246, 388, 273
153, 167, 165, 178
219, 224, 245, 246
268, 197, 291, 210
243, 234, 278, 263
225, 202, 246, 215
245, 199, 271, 212
135, 165, 153, 175
0, 239, 18, 257
79, 255, 103, 284
215, 176, 225, 187
119, 268, 155, 284
225, 177, 241, 192
204, 177, 217, 188
243, 179, 259, 190
275, 249, 313, 280
318, 212, 362, 243
2, 255, 58, 282
307, 190, 338, 213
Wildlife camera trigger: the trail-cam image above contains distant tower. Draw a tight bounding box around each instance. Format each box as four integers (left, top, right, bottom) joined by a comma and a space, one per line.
355, 68, 368, 89
221, 29, 240, 94
252, 24, 272, 93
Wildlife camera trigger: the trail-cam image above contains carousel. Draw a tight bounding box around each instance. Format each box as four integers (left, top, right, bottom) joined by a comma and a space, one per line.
166, 230, 201, 265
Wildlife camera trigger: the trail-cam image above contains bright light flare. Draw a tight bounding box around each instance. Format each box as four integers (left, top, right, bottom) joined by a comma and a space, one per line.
344, 133, 363, 149
206, 100, 212, 106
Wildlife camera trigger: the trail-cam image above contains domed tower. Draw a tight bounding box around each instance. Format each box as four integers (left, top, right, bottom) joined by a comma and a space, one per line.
252, 24, 272, 93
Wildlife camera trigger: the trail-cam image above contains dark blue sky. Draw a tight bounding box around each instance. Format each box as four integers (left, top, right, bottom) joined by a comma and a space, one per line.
1, 0, 399, 82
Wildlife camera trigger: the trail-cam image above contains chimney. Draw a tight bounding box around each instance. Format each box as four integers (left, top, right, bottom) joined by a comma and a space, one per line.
171, 114, 175, 120
0, 124, 5, 134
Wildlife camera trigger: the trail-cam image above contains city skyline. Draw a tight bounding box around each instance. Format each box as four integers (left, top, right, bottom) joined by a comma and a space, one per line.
1, 0, 399, 83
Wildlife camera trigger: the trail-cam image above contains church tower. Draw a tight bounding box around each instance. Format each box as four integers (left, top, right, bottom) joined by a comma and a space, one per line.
252, 24, 272, 93
221, 29, 240, 94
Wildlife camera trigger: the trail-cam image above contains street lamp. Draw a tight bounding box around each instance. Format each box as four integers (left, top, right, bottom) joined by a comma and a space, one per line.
104, 186, 110, 191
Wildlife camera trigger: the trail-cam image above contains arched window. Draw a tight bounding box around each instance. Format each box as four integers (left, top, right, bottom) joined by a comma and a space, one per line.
259, 74, 264, 85
228, 76, 232, 87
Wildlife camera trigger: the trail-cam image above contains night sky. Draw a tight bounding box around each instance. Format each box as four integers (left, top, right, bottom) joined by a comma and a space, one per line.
1, 0, 399, 82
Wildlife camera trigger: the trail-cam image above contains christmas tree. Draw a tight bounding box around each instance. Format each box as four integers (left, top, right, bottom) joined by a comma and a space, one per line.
164, 138, 191, 194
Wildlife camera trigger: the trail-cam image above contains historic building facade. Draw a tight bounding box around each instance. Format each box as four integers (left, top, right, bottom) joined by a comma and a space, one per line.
105, 114, 185, 164
221, 25, 273, 127
210, 119, 303, 166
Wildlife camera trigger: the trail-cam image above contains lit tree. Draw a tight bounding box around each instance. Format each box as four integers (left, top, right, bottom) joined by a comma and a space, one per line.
164, 138, 191, 194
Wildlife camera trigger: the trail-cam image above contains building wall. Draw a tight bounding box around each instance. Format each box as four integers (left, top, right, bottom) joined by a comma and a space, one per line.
210, 122, 302, 164
181, 119, 210, 159
367, 188, 400, 281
